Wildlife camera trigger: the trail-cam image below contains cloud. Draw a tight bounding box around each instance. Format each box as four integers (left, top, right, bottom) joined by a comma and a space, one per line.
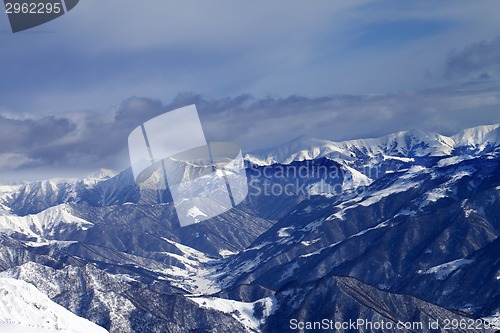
1, 3, 500, 182
1, 80, 499, 182
1, 1, 499, 115
0, 115, 75, 155
445, 36, 500, 80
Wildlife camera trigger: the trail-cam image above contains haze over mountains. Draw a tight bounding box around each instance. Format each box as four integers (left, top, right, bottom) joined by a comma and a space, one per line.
0, 123, 499, 332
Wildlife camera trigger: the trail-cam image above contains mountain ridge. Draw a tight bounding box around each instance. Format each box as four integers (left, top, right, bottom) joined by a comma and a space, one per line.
246, 123, 500, 166
0, 123, 499, 332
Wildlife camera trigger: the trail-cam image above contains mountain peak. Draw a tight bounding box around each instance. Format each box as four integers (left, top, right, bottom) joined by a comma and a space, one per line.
452, 123, 500, 149
85, 168, 116, 180
245, 136, 351, 165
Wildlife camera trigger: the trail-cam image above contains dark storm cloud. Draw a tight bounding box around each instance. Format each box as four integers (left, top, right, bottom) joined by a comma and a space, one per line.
445, 36, 500, 80
0, 115, 75, 154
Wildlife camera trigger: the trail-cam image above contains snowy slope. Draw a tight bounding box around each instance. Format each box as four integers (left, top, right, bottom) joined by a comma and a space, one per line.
452, 124, 500, 150
0, 169, 117, 216
0, 203, 93, 240
188, 296, 275, 332
0, 277, 107, 333
245, 136, 354, 165
417, 258, 475, 280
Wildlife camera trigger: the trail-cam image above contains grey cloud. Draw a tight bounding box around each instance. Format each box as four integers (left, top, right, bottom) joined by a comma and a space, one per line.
445, 36, 500, 80
0, 115, 75, 155
1, 83, 499, 181
135, 87, 500, 153
114, 97, 165, 128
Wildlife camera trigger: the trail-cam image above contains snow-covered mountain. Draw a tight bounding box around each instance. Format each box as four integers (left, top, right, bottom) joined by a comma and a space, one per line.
0, 277, 107, 332
0, 123, 499, 332
246, 123, 500, 165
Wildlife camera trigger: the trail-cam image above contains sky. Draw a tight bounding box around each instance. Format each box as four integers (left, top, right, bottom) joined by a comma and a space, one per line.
0, 0, 499, 182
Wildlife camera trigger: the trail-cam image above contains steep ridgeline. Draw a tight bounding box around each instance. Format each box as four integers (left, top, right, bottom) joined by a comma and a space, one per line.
0, 124, 499, 332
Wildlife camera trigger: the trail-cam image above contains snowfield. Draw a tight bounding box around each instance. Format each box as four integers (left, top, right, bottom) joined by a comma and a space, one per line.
188, 296, 276, 332
418, 258, 474, 280
0, 277, 108, 333
0, 204, 93, 240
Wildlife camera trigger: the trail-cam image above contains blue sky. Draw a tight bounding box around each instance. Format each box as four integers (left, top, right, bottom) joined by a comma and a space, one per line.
0, 0, 500, 181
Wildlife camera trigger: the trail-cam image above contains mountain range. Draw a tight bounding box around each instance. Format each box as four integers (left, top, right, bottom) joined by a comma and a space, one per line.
0, 123, 499, 332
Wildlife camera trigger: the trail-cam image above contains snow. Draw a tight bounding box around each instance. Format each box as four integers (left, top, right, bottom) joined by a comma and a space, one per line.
400, 165, 427, 179
383, 155, 414, 163
452, 124, 500, 149
0, 185, 22, 205
425, 189, 447, 203
186, 206, 208, 221
161, 238, 212, 263
188, 296, 276, 332
24, 240, 77, 249
0, 204, 93, 240
420, 167, 475, 208
302, 206, 313, 213
243, 241, 272, 252
299, 218, 326, 232
219, 249, 239, 258
378, 283, 390, 290
112, 274, 139, 283
299, 241, 341, 258
0, 323, 74, 332
482, 311, 500, 330
0, 278, 107, 333
307, 180, 337, 197
301, 238, 320, 247
301, 218, 392, 259
341, 164, 372, 190
158, 238, 220, 295
82, 168, 116, 187
329, 211, 345, 220
383, 155, 415, 163
279, 262, 300, 282
246, 124, 500, 167
419, 188, 448, 208
358, 181, 419, 207
437, 155, 474, 167
350, 220, 390, 237
418, 258, 474, 280
230, 252, 265, 275
0, 184, 22, 194
277, 227, 293, 237
245, 136, 351, 166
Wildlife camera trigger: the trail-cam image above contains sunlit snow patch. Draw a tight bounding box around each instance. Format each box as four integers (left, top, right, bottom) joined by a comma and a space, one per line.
418, 258, 474, 280
188, 296, 276, 332
187, 206, 208, 222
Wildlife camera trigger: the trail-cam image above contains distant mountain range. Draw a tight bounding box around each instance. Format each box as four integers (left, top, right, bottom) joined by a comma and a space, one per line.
247, 123, 500, 165
0, 124, 499, 332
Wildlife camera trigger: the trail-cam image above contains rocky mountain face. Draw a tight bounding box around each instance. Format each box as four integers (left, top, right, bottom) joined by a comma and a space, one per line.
0, 124, 499, 332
